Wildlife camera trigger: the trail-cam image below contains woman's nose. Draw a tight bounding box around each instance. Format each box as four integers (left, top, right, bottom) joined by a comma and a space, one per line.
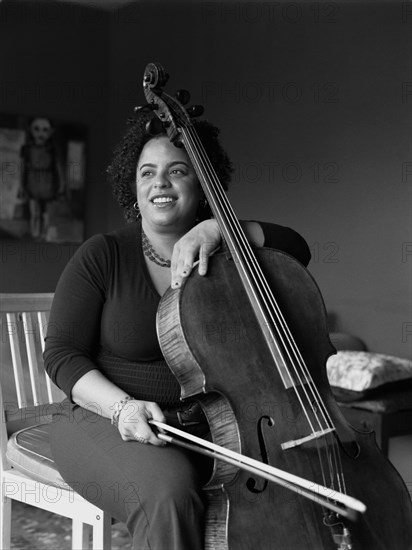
154, 173, 171, 188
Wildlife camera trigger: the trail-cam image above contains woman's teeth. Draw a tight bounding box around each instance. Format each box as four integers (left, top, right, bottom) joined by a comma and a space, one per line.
153, 197, 173, 204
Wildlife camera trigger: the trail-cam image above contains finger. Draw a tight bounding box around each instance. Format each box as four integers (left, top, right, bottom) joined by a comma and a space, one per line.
170, 242, 180, 275
128, 418, 165, 447
133, 433, 149, 444
172, 254, 196, 288
198, 240, 219, 276
198, 243, 209, 276
146, 402, 166, 425
145, 428, 167, 446
173, 259, 194, 283
133, 429, 165, 447
143, 403, 168, 445
181, 262, 193, 278
170, 243, 184, 288
147, 413, 168, 438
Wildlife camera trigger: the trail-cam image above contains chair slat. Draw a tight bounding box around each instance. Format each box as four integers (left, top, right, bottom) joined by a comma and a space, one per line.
5, 313, 27, 408
38, 311, 49, 355
22, 312, 42, 406
38, 311, 55, 404
0, 293, 54, 313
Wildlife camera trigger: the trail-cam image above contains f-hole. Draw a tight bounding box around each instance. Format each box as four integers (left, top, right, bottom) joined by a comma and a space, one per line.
246, 415, 275, 494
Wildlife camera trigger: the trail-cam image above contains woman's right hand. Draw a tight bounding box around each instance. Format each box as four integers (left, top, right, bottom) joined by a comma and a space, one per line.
117, 399, 167, 447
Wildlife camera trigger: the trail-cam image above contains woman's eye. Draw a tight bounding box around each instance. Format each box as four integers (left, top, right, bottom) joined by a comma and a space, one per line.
171, 169, 185, 175
141, 170, 153, 177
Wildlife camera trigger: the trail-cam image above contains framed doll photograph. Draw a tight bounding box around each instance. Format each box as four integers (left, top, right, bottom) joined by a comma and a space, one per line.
0, 114, 87, 243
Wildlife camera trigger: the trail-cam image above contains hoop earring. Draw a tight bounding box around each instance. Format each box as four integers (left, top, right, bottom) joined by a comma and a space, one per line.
196, 197, 209, 222
133, 201, 141, 219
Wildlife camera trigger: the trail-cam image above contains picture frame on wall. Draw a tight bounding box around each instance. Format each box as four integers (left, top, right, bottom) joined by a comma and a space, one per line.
0, 113, 86, 243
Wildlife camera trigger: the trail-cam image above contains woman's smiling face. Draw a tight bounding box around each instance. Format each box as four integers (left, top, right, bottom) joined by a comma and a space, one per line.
136, 136, 202, 233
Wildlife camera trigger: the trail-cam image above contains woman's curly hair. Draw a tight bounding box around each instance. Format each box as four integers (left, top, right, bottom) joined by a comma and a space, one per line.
107, 110, 233, 223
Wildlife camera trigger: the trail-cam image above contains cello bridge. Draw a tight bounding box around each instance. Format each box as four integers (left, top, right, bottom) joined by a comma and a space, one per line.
281, 427, 335, 450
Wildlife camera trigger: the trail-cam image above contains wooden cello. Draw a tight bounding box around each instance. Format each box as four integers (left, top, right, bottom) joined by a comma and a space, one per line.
141, 62, 412, 550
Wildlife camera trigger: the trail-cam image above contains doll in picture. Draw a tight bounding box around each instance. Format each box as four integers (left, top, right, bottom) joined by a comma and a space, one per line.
20, 117, 65, 239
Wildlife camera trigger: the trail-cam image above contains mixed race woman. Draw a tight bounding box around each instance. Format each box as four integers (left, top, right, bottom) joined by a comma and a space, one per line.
44, 111, 311, 550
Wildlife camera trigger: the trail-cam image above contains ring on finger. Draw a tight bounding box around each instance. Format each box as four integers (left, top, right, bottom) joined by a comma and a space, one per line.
134, 433, 148, 444
182, 264, 192, 276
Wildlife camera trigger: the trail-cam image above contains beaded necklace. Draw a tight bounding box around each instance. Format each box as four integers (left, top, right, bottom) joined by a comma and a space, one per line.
141, 228, 171, 268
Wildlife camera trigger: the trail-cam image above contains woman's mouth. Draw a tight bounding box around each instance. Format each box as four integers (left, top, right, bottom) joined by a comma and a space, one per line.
151, 196, 176, 207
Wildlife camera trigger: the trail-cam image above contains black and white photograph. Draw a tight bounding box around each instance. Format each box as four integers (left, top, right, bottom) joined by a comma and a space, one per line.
0, 113, 86, 242
0, 1, 411, 549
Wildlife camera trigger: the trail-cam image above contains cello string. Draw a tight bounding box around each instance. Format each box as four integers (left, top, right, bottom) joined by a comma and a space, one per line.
151, 91, 342, 491
183, 126, 323, 396
182, 125, 344, 492
181, 130, 342, 496
182, 127, 332, 436
181, 128, 307, 386
182, 127, 330, 426
177, 97, 349, 506
184, 125, 349, 499
182, 130, 340, 496
172, 121, 326, 427
176, 112, 386, 550
184, 125, 341, 444
182, 124, 348, 488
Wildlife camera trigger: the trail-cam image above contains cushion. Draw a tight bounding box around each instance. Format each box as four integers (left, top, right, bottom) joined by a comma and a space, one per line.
326, 351, 412, 402
6, 423, 69, 488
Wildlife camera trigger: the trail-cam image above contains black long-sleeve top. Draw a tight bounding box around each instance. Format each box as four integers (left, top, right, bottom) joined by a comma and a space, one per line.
44, 220, 311, 408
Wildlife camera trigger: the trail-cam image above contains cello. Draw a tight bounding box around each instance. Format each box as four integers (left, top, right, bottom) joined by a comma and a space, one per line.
140, 62, 412, 549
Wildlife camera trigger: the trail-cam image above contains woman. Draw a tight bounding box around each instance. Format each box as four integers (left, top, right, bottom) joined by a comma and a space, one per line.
44, 111, 311, 550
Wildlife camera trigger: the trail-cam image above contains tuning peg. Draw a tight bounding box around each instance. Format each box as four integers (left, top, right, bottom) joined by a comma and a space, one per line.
175, 89, 191, 105
186, 105, 204, 118
134, 104, 158, 114
145, 117, 165, 136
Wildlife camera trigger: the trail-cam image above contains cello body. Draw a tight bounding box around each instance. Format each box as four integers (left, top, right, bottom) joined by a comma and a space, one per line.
158, 248, 412, 550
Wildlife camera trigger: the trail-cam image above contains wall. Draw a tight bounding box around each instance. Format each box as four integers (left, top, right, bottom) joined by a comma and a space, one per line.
1, 1, 410, 359
105, 1, 411, 360
0, 1, 111, 291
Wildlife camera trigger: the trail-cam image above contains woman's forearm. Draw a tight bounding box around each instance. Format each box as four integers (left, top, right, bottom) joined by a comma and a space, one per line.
71, 369, 130, 419
71, 369, 166, 446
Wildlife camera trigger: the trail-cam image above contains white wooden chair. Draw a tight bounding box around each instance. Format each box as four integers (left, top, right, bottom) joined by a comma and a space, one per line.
0, 293, 112, 549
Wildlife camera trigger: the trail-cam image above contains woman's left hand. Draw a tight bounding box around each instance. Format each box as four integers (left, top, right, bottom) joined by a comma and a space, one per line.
171, 219, 221, 288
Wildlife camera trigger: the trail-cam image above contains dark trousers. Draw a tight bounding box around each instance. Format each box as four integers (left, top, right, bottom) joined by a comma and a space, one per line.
50, 401, 212, 550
